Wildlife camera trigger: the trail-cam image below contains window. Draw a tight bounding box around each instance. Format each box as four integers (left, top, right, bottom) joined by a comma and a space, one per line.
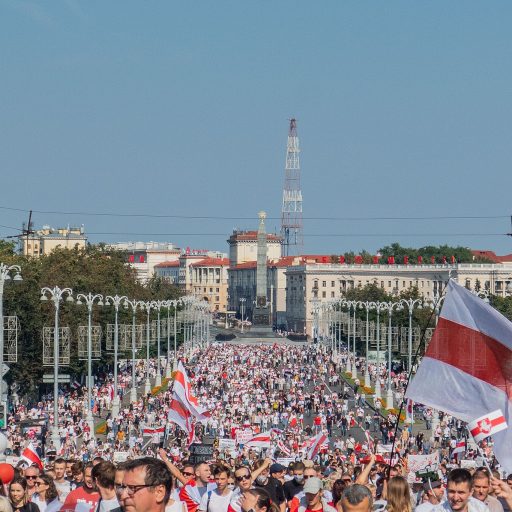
216, 288, 219, 292
216, 296, 220, 301
381, 281, 384, 288
322, 281, 327, 287
331, 291, 335, 298
331, 281, 335, 287
403, 281, 406, 288
322, 291, 326, 298
421, 281, 424, 287
388, 281, 391, 287
210, 287, 213, 292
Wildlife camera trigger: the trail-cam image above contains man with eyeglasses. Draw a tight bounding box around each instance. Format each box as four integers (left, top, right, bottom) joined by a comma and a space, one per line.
118, 457, 172, 512
24, 465, 40, 500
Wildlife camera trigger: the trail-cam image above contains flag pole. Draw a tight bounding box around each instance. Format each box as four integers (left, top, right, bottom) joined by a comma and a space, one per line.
467, 427, 493, 473
387, 295, 440, 476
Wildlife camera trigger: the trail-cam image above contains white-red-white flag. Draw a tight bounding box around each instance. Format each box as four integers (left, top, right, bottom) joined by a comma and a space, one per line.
307, 432, 328, 460
167, 398, 195, 446
173, 362, 210, 423
468, 409, 507, 443
276, 439, 292, 456
245, 431, 271, 449
364, 430, 375, 453
452, 440, 466, 458
406, 280, 512, 471
142, 425, 165, 436
21, 443, 43, 470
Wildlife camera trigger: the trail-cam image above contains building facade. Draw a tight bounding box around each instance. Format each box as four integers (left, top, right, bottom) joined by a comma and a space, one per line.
227, 230, 282, 266
154, 260, 180, 284
286, 262, 512, 337
23, 225, 87, 257
190, 258, 230, 312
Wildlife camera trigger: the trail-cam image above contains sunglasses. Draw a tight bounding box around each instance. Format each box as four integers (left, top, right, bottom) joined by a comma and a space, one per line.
304, 475, 315, 479
235, 474, 251, 482
183, 472, 194, 477
26, 476, 38, 480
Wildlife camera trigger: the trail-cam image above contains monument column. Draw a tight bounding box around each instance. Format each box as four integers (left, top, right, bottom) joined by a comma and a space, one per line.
252, 211, 271, 330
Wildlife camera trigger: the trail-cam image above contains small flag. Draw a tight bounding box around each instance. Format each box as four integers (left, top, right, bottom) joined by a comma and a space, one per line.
245, 431, 271, 449
452, 439, 466, 458
21, 443, 43, 470
468, 409, 507, 443
307, 432, 328, 460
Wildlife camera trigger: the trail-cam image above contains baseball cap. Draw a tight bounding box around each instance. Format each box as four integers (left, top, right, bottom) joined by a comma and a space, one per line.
270, 463, 286, 474
303, 477, 323, 494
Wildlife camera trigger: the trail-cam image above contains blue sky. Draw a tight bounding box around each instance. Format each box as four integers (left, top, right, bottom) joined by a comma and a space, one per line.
1, 1, 511, 256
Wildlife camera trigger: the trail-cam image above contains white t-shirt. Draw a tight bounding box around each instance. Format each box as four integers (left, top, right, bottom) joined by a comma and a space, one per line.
198, 489, 233, 512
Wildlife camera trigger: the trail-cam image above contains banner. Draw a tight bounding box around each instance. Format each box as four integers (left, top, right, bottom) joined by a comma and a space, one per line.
218, 438, 236, 451
407, 452, 439, 483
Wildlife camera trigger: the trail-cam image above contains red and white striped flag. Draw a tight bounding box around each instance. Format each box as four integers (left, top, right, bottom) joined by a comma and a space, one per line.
406, 280, 512, 471
307, 432, 328, 460
452, 439, 466, 458
245, 431, 271, 449
468, 409, 507, 443
167, 398, 195, 446
364, 430, 375, 453
173, 362, 210, 423
143, 425, 165, 436
21, 443, 43, 470
276, 439, 292, 456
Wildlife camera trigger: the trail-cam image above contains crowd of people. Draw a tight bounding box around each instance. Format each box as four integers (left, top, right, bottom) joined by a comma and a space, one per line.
0, 341, 510, 512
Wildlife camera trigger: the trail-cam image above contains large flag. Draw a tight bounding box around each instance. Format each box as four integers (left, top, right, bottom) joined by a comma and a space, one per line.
276, 439, 292, 456
21, 443, 43, 470
468, 409, 507, 443
406, 280, 512, 471
307, 432, 328, 460
452, 440, 466, 459
245, 431, 271, 449
173, 362, 210, 423
167, 398, 195, 445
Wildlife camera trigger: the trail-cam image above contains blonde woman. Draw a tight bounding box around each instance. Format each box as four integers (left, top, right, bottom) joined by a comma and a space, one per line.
385, 477, 412, 512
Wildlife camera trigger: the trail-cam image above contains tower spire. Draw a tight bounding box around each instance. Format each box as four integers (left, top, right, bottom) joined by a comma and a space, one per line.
280, 118, 303, 256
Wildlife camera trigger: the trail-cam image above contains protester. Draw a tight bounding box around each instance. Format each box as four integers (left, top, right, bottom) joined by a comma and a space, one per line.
30, 474, 59, 512
61, 463, 100, 512
8, 478, 39, 512
92, 461, 122, 512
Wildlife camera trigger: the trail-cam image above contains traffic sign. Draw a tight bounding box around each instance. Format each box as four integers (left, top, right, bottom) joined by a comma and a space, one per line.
42, 374, 70, 384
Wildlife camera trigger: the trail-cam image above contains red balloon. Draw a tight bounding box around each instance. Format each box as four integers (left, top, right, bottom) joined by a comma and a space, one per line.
0, 463, 14, 484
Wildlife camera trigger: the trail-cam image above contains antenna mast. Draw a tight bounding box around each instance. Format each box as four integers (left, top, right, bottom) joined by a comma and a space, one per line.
280, 118, 303, 256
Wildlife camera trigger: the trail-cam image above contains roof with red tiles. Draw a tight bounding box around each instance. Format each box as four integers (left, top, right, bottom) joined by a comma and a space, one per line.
154, 260, 180, 268
190, 257, 230, 267
471, 250, 512, 263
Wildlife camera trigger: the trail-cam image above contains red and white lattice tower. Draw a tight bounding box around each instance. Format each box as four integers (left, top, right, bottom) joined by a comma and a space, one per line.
280, 118, 303, 256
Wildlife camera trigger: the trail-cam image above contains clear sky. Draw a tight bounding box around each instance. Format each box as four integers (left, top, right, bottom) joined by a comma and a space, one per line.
1, 1, 511, 256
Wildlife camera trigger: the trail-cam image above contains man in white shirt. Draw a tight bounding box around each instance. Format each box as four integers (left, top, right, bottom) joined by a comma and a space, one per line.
92, 461, 122, 512
433, 469, 489, 512
199, 465, 233, 512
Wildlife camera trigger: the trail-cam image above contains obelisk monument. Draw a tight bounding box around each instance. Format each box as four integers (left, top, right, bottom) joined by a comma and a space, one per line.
252, 211, 271, 329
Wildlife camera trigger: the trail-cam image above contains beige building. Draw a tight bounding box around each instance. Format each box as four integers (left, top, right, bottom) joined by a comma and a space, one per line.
227, 230, 282, 266
23, 225, 87, 257
154, 260, 180, 284
190, 257, 230, 312
286, 262, 512, 337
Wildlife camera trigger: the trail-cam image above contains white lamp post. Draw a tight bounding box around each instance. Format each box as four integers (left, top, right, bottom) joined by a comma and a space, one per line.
142, 301, 153, 394
76, 292, 104, 433
400, 298, 423, 373
381, 301, 402, 410
40, 286, 73, 449
123, 299, 143, 403
373, 301, 388, 401
239, 298, 246, 333
104, 295, 128, 417
151, 300, 167, 387
358, 301, 375, 387
0, 263, 22, 428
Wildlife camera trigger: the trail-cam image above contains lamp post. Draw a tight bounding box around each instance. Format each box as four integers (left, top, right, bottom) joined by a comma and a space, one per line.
351, 301, 358, 376
358, 301, 375, 387
380, 301, 402, 410
0, 263, 22, 427
166, 299, 181, 375
123, 299, 143, 403
104, 295, 128, 417
239, 298, 246, 333
142, 301, 153, 394
400, 298, 423, 373
151, 300, 167, 387
373, 301, 388, 401
76, 292, 104, 433
40, 286, 73, 449
431, 294, 446, 326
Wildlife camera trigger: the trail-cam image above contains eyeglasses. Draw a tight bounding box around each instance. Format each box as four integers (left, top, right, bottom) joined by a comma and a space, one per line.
235, 474, 251, 482
304, 475, 315, 479
183, 472, 194, 477
26, 476, 38, 480
116, 484, 154, 496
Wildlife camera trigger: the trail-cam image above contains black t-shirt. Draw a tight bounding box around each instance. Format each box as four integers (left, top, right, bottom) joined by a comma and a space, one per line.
255, 477, 286, 506
283, 479, 304, 501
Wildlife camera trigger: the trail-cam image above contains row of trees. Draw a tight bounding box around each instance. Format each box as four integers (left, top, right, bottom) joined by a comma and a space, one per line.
0, 242, 181, 395
330, 243, 491, 265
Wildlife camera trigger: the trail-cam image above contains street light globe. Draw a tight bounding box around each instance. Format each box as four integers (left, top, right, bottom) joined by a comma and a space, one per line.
40, 295, 48, 302
98, 300, 104, 306
13, 274, 22, 282
66, 295, 74, 303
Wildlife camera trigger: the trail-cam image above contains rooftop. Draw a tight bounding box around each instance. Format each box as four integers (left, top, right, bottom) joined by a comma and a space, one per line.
191, 257, 230, 267
154, 260, 180, 268
471, 250, 512, 263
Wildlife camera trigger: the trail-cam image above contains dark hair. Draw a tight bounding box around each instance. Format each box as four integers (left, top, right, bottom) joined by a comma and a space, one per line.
124, 457, 172, 502
247, 488, 279, 512
9, 476, 28, 506
54, 458, 66, 466
293, 462, 305, 472
447, 468, 473, 487
342, 484, 373, 509
39, 473, 59, 503
92, 461, 116, 489
332, 479, 348, 506
71, 461, 84, 476
213, 465, 231, 478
